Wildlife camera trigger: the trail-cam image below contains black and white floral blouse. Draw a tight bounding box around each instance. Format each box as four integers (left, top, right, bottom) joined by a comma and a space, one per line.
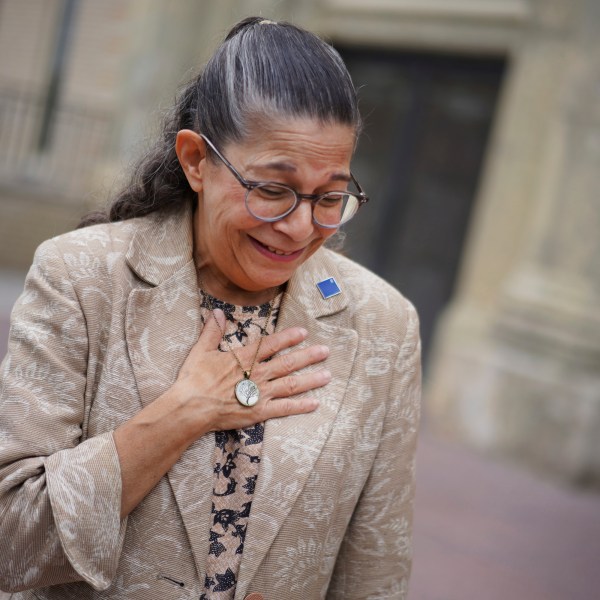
198, 290, 282, 600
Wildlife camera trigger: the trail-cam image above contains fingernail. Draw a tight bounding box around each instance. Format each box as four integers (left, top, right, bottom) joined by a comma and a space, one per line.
318, 345, 330, 358
321, 369, 332, 383
299, 328, 308, 337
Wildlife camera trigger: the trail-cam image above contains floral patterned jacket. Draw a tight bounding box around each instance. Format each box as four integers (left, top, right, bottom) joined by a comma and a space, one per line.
0, 204, 421, 600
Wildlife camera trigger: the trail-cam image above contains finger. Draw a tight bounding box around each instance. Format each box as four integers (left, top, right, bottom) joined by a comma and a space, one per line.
262, 344, 329, 379
266, 369, 331, 399
252, 326, 308, 362
261, 396, 320, 421
196, 308, 226, 351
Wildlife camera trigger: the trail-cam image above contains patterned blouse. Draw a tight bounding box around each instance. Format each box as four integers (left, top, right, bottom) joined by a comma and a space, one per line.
198, 289, 282, 600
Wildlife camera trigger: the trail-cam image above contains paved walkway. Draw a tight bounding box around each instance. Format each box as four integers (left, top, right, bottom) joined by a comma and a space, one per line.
1, 270, 599, 599
410, 431, 600, 600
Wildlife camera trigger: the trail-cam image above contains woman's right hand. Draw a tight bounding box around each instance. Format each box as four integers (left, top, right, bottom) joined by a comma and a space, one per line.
114, 309, 329, 518
172, 308, 330, 436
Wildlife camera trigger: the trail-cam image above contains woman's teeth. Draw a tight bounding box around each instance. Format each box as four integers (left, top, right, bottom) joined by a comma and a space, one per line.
266, 244, 294, 256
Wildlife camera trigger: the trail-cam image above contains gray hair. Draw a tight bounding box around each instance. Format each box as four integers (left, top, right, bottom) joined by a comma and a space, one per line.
199, 17, 361, 147
80, 16, 362, 226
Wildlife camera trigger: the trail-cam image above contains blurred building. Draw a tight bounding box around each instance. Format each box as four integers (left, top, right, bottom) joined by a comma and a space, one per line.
0, 0, 598, 485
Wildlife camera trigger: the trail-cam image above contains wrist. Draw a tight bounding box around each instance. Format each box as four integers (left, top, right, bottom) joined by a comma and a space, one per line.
158, 382, 215, 442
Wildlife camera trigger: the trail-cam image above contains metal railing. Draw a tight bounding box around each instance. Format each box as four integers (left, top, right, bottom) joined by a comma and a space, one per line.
0, 89, 112, 200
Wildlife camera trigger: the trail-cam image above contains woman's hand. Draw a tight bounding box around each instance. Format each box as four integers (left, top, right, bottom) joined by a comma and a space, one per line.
114, 309, 329, 518
173, 308, 330, 434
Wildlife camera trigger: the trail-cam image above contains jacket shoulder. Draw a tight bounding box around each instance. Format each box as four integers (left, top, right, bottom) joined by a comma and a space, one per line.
26, 219, 148, 304
44, 219, 138, 257
318, 248, 419, 345
322, 248, 414, 309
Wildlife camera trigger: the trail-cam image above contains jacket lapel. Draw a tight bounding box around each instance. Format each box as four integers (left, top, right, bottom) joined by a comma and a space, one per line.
236, 251, 358, 598
124, 205, 216, 579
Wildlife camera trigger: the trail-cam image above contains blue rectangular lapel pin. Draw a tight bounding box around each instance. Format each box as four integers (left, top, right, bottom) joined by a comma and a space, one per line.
316, 277, 342, 300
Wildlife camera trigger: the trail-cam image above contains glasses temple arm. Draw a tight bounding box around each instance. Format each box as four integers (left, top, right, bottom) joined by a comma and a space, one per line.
350, 172, 369, 203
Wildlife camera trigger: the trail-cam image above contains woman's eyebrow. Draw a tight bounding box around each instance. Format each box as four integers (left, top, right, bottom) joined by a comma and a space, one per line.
250, 161, 352, 182
254, 160, 297, 173
330, 172, 352, 183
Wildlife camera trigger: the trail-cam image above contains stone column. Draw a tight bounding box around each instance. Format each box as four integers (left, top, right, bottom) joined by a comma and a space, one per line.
427, 0, 600, 484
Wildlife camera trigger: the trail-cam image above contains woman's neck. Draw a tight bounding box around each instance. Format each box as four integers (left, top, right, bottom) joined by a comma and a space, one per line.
195, 264, 282, 306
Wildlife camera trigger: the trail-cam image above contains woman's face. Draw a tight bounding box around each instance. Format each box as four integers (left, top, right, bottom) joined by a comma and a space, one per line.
193, 118, 356, 298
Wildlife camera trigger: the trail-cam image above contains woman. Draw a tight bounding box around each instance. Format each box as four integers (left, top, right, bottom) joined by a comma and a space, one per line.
0, 17, 420, 600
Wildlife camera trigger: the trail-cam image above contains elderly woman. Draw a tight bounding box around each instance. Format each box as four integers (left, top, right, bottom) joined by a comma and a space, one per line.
0, 16, 420, 600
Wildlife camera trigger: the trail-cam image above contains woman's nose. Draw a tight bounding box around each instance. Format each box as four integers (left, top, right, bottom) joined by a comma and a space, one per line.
271, 200, 316, 241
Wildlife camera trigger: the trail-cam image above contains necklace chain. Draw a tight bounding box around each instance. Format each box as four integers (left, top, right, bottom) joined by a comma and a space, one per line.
197, 276, 277, 383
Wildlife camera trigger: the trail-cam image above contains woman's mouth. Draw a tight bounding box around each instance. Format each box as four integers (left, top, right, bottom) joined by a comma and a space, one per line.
248, 236, 305, 262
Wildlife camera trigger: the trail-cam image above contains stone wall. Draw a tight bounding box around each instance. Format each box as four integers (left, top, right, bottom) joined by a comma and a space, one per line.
426, 0, 600, 485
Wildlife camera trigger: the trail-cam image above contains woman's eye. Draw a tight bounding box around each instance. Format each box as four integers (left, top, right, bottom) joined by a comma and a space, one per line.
257, 186, 288, 199
320, 193, 345, 206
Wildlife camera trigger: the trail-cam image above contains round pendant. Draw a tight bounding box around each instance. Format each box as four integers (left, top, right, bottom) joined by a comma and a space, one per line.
235, 378, 260, 407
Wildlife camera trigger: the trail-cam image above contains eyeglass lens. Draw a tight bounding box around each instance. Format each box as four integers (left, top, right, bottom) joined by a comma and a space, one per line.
246, 184, 360, 227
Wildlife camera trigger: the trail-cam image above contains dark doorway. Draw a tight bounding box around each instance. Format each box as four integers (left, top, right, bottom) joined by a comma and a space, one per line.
336, 47, 506, 364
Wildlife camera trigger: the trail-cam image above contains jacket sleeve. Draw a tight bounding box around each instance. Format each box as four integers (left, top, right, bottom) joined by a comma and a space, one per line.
327, 301, 421, 600
0, 239, 127, 593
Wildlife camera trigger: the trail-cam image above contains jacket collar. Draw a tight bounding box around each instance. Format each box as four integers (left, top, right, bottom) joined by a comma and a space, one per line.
125, 203, 195, 287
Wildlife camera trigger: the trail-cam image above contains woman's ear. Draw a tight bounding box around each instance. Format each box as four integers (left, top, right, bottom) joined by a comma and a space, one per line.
175, 129, 207, 192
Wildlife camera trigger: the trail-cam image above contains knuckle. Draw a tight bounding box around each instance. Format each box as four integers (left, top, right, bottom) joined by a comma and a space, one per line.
264, 397, 290, 419
259, 336, 278, 359
280, 352, 295, 373
285, 375, 298, 395
278, 398, 294, 414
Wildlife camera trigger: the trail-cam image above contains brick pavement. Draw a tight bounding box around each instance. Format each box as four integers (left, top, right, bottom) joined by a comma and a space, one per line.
410, 431, 600, 600
1, 271, 599, 599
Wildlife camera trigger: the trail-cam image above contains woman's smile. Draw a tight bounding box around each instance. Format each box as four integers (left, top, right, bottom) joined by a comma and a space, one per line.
247, 235, 306, 261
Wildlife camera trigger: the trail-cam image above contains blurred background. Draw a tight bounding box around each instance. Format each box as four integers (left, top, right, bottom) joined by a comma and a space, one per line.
1, 1, 599, 598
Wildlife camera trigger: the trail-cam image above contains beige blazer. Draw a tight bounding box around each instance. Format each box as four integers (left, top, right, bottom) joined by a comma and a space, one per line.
0, 204, 421, 600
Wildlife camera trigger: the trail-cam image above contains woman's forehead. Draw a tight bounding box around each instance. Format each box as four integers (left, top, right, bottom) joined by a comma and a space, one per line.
228, 118, 356, 171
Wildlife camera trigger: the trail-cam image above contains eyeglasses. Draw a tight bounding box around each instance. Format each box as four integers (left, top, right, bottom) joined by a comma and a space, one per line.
200, 134, 369, 229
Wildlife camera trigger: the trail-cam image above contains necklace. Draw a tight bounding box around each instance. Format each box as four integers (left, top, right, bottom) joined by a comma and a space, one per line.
198, 278, 278, 407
